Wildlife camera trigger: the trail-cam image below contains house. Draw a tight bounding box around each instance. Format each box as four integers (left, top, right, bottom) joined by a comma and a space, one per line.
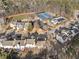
0, 41, 14, 49
55, 20, 79, 44
0, 17, 5, 25
74, 10, 79, 20
36, 41, 46, 48
0, 36, 7, 41
10, 21, 24, 30
16, 22, 24, 30
37, 34, 47, 41
24, 22, 30, 30
14, 33, 22, 40
26, 39, 35, 45
5, 29, 15, 40
16, 39, 36, 48
0, 10, 5, 17
56, 34, 68, 44
70, 29, 78, 37
10, 21, 16, 29
0, 39, 36, 49
0, 10, 6, 24
51, 17, 65, 25
0, 40, 25, 49
0, 36, 47, 49
0, 28, 6, 35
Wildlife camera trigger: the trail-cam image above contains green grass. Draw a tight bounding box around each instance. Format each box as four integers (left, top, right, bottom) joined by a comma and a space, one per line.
71, 39, 79, 46
71, 33, 79, 46
66, 34, 79, 56
13, 15, 27, 20
0, 52, 8, 59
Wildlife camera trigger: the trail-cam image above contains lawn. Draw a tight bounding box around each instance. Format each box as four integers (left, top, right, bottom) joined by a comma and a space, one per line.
12, 15, 27, 20
71, 33, 79, 46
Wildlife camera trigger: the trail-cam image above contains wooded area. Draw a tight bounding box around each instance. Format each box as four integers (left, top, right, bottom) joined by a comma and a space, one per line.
0, 0, 79, 17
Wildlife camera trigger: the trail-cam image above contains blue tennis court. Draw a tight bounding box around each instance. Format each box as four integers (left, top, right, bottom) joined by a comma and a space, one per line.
37, 12, 53, 20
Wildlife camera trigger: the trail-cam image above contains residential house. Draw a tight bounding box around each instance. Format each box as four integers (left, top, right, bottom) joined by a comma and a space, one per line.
10, 21, 24, 30
16, 22, 24, 30
55, 21, 79, 44
10, 21, 16, 29
0, 41, 14, 49
0, 10, 5, 17
0, 40, 25, 49
51, 17, 65, 25
74, 10, 79, 20
26, 39, 35, 45
5, 29, 15, 40
24, 22, 30, 30
37, 34, 47, 41
0, 39, 36, 49
0, 17, 5, 25
56, 34, 68, 44
0, 36, 7, 41
36, 41, 46, 49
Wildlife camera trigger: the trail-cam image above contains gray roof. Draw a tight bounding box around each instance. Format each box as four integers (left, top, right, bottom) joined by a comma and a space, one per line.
1, 40, 25, 46
15, 40, 25, 46
0, 18, 5, 24
26, 39, 35, 44
1, 39, 35, 46
2, 41, 14, 46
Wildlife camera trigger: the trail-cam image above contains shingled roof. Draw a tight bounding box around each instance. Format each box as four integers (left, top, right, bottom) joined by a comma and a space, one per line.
26, 39, 35, 45
1, 39, 35, 46
1, 40, 25, 46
